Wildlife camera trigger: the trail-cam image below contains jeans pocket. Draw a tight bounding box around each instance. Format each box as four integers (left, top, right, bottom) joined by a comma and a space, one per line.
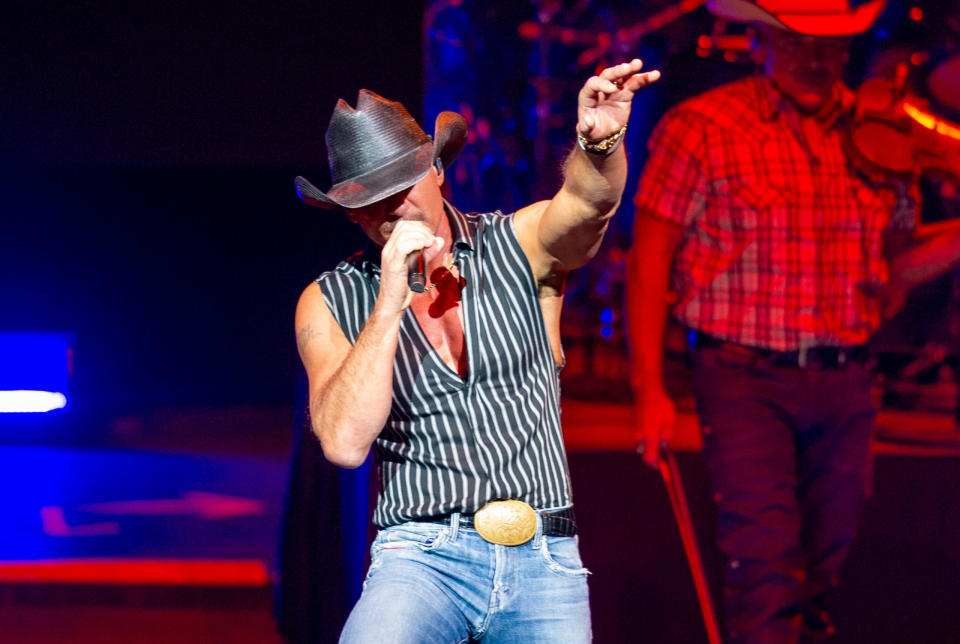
379, 523, 449, 553
540, 536, 590, 577
364, 524, 449, 590
364, 532, 388, 588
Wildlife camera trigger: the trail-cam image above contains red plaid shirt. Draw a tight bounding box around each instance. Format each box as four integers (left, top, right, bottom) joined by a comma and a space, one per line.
634, 76, 917, 351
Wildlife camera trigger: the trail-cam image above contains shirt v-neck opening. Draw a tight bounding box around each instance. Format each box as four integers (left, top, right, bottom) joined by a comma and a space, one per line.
406, 305, 470, 385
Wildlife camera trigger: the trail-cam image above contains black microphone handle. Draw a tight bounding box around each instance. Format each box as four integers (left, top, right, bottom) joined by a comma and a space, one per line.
407, 250, 426, 293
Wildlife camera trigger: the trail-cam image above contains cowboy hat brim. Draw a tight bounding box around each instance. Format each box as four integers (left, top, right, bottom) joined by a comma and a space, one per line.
707, 0, 886, 36
295, 110, 468, 210
296, 142, 434, 210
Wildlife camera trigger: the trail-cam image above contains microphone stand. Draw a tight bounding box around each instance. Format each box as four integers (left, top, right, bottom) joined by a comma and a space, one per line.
658, 447, 722, 644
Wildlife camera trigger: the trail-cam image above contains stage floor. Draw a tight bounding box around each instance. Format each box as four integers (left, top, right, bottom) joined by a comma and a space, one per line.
1, 402, 959, 642
5, 403, 957, 581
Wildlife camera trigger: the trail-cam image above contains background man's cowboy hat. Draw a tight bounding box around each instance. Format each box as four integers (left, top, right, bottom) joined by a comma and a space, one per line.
295, 90, 468, 210
707, 0, 886, 36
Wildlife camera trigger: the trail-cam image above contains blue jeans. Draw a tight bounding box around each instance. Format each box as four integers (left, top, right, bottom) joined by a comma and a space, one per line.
339, 512, 592, 643
690, 345, 876, 644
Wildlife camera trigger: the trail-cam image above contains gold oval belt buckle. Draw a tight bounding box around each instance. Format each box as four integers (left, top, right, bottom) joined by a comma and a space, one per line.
473, 499, 537, 546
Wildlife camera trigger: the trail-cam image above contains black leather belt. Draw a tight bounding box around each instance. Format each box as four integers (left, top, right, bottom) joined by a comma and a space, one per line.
691, 331, 868, 369
423, 507, 577, 537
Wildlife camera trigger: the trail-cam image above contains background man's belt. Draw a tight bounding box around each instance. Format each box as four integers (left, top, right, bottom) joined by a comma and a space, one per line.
691, 332, 868, 369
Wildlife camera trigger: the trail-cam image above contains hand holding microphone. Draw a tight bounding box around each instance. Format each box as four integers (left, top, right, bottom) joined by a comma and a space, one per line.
378, 220, 444, 313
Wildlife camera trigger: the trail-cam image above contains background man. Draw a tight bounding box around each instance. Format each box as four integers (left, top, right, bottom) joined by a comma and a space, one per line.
295, 59, 658, 641
627, 1, 960, 642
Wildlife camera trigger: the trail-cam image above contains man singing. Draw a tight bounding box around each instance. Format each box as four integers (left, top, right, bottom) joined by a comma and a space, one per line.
295, 59, 659, 641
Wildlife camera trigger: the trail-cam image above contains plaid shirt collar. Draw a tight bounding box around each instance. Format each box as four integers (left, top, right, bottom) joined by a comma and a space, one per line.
755, 75, 854, 131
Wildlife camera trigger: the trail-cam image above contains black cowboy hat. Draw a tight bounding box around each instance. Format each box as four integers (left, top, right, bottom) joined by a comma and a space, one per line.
295, 90, 468, 210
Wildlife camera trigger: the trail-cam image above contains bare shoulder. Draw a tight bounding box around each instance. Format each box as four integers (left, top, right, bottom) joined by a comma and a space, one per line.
512, 200, 550, 230
512, 200, 552, 280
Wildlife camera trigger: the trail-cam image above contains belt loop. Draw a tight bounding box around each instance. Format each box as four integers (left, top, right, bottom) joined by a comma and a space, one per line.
798, 339, 811, 368
450, 512, 460, 541
532, 512, 544, 549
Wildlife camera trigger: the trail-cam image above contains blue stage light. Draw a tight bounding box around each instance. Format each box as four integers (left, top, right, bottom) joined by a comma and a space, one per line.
0, 333, 71, 413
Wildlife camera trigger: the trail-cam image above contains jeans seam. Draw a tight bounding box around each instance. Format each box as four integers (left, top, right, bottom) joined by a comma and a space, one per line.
474, 544, 504, 637
450, 513, 460, 542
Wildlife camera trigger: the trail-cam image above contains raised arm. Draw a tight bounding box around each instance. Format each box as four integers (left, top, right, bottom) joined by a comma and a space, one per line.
514, 59, 660, 283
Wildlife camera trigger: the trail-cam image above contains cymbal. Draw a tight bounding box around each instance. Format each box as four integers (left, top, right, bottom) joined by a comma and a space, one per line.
929, 54, 960, 112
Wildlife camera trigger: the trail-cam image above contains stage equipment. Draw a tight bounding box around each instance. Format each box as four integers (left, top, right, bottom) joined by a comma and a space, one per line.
518, 0, 708, 68
658, 447, 722, 644
844, 73, 960, 185
845, 64, 960, 444
0, 332, 71, 413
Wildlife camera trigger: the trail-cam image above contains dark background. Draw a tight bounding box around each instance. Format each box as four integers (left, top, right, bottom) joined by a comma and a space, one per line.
3, 0, 942, 433
1, 1, 425, 434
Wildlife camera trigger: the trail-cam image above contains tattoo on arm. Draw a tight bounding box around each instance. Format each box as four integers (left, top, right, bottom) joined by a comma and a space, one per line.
297, 323, 321, 356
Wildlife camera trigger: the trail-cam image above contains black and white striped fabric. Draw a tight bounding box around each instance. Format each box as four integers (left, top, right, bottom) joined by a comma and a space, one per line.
317, 205, 572, 527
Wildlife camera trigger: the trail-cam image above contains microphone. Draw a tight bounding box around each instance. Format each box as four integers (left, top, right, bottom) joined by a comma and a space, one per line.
406, 250, 426, 293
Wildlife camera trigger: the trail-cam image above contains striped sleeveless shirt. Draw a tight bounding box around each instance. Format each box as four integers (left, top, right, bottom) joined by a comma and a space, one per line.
317, 204, 573, 527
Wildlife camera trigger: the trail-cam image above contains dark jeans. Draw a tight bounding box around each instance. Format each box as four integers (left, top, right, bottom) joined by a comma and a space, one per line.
690, 345, 876, 644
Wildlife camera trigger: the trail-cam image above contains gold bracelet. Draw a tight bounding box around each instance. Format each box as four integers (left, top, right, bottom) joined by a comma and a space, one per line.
577, 124, 627, 156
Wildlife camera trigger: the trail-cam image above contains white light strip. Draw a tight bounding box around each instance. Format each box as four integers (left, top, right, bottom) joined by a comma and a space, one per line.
0, 391, 68, 413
